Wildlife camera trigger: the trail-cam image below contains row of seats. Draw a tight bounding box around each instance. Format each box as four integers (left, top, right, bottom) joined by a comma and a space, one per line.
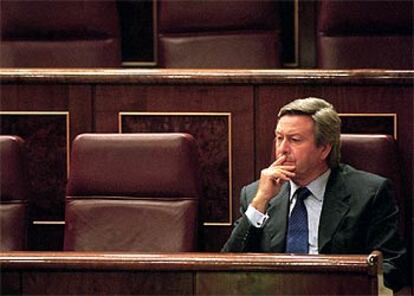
0, 133, 404, 251
0, 0, 412, 68
0, 133, 202, 252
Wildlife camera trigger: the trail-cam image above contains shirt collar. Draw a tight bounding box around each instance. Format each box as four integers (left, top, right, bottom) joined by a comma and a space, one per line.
289, 168, 331, 201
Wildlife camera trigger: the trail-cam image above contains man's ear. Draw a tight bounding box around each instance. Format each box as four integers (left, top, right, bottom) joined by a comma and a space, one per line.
320, 143, 332, 161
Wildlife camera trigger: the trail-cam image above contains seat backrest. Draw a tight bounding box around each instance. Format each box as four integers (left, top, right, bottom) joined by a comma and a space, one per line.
0, 135, 28, 251
64, 133, 202, 251
340, 134, 402, 191
317, 0, 413, 69
340, 134, 404, 230
0, 0, 121, 67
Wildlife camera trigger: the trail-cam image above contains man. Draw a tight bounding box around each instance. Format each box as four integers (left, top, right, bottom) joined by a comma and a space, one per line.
222, 97, 406, 292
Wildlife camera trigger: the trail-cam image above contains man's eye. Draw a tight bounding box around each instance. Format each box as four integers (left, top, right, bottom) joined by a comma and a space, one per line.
292, 138, 301, 142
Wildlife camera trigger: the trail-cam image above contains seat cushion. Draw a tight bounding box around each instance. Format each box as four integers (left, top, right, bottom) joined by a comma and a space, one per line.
0, 39, 121, 67
317, 36, 413, 69
0, 202, 27, 251
64, 198, 198, 251
0, 136, 27, 201
159, 31, 281, 68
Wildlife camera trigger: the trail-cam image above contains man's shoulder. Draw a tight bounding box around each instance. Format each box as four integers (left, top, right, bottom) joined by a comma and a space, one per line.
335, 164, 389, 194
337, 163, 387, 183
328, 164, 395, 208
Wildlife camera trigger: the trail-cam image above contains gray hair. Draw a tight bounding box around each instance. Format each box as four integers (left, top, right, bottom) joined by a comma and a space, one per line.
278, 97, 341, 168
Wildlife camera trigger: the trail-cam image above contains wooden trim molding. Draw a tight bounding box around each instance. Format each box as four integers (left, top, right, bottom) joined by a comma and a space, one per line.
0, 251, 382, 273
0, 69, 412, 85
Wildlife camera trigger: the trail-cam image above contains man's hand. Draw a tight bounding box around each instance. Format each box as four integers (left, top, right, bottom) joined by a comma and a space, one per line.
251, 155, 296, 213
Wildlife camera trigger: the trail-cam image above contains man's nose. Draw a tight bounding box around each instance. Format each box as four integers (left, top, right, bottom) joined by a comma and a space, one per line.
278, 139, 290, 154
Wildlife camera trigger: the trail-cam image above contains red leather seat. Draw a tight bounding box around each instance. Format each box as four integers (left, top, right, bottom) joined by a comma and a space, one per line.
317, 0, 413, 69
0, 135, 28, 251
64, 133, 202, 251
157, 0, 281, 68
340, 134, 402, 193
0, 0, 121, 67
340, 134, 404, 231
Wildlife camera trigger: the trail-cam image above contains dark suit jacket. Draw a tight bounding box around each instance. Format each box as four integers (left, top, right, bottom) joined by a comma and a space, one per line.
222, 164, 406, 291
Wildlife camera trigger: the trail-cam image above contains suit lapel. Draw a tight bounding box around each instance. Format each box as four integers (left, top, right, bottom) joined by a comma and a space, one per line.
263, 183, 290, 252
318, 168, 351, 252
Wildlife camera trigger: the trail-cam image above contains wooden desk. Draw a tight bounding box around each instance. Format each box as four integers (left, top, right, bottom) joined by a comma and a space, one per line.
0, 251, 391, 295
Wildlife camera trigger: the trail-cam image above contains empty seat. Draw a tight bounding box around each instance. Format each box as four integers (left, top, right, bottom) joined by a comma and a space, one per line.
157, 0, 281, 68
0, 135, 28, 251
317, 0, 413, 69
64, 133, 202, 251
0, 0, 121, 67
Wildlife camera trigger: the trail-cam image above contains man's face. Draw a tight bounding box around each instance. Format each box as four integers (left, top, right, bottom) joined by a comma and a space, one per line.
275, 115, 331, 185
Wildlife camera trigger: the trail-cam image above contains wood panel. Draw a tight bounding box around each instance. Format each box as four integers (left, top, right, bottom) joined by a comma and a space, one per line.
22, 271, 193, 295
0, 113, 68, 218
196, 271, 376, 295
340, 114, 396, 138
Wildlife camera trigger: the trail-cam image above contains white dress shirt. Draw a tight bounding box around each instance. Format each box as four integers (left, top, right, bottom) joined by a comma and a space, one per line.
246, 169, 331, 254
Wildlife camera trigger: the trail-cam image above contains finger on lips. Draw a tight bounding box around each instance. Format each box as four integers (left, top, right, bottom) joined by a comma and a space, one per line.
272, 154, 287, 166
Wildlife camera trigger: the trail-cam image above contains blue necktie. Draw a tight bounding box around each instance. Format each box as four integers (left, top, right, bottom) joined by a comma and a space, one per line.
286, 187, 311, 253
